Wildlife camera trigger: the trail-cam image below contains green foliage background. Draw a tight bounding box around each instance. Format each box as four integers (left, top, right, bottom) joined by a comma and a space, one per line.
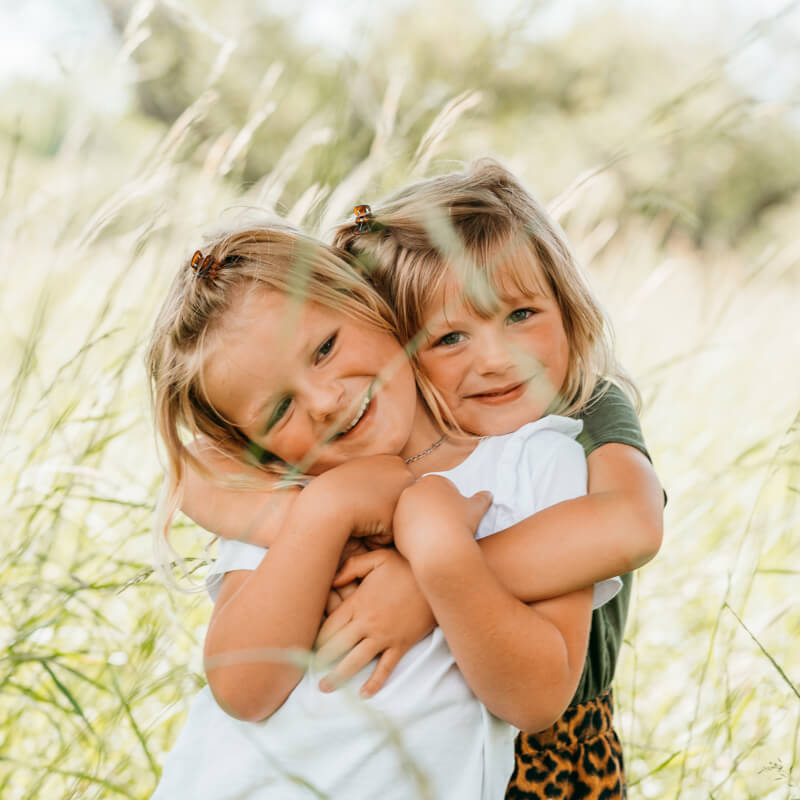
1, 1, 799, 797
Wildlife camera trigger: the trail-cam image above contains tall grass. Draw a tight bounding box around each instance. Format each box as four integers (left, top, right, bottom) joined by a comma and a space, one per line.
1, 3, 799, 797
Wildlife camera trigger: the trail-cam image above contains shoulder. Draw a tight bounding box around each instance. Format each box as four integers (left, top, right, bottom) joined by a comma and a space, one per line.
505, 415, 585, 455
494, 415, 586, 483
509, 417, 588, 510
575, 381, 650, 460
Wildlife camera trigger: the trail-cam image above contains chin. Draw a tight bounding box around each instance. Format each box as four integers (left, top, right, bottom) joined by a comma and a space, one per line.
462, 409, 536, 438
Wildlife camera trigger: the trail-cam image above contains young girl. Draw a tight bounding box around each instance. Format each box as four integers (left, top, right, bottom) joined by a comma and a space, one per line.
326, 158, 664, 798
147, 226, 610, 799
177, 161, 663, 797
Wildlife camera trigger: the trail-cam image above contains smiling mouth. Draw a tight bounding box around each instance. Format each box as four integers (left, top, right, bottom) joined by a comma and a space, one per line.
467, 382, 526, 404
333, 384, 374, 440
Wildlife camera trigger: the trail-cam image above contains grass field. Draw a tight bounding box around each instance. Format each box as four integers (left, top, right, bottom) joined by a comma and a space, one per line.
1, 2, 799, 797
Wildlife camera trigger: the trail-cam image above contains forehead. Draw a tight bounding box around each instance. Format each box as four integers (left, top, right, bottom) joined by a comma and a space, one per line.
431, 243, 551, 318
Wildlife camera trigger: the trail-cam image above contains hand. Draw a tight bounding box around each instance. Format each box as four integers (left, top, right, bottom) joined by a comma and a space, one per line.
314, 548, 435, 698
325, 539, 370, 615
393, 475, 492, 562
325, 579, 358, 616
337, 538, 370, 570
316, 455, 414, 541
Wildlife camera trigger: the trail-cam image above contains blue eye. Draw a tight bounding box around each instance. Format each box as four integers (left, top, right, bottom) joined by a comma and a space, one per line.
435, 332, 465, 347
315, 334, 336, 363
507, 308, 534, 324
267, 396, 292, 430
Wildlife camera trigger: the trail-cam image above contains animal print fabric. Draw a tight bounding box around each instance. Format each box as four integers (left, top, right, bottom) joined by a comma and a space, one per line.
505, 691, 625, 799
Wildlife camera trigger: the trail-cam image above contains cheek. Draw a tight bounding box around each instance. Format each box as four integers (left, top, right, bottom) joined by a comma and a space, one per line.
417, 353, 460, 397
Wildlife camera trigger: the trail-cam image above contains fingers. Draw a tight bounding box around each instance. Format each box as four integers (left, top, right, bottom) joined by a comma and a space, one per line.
332, 551, 381, 587
318, 639, 381, 694
316, 619, 362, 664
316, 602, 352, 648
325, 588, 344, 616
336, 581, 359, 601
469, 490, 493, 514
359, 648, 403, 698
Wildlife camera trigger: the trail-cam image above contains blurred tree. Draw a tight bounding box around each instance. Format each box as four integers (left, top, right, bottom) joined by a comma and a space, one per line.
56, 1, 800, 244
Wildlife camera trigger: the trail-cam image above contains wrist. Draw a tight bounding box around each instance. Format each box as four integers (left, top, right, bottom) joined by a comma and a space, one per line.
293, 477, 353, 547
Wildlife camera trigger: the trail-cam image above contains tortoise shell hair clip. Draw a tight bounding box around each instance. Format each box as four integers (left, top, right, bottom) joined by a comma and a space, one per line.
190, 250, 222, 282
353, 204, 386, 235
353, 204, 373, 233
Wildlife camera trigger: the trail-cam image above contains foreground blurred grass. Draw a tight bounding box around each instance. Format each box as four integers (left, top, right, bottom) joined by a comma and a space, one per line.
2, 2, 799, 797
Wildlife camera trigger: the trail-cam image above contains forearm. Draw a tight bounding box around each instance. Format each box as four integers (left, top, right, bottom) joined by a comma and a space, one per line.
181, 438, 296, 548
409, 536, 592, 731
479, 444, 663, 602
478, 492, 648, 601
204, 487, 351, 721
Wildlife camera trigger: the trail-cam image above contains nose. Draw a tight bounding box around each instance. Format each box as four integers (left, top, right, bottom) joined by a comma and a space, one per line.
305, 377, 346, 423
474, 329, 515, 376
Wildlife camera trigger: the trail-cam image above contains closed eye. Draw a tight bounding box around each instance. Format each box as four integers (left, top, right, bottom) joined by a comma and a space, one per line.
507, 308, 536, 324
433, 331, 466, 347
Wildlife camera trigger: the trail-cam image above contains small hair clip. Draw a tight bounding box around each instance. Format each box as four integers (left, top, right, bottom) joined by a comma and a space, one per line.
353, 204, 373, 233
190, 250, 221, 282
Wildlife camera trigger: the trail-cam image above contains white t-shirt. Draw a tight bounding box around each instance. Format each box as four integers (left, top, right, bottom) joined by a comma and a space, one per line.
153, 416, 619, 800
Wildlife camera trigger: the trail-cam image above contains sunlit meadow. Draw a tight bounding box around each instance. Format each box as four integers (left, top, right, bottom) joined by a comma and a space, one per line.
1, 1, 799, 798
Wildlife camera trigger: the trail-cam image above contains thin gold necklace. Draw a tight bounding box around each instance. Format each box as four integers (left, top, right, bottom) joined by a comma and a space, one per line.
404, 434, 448, 464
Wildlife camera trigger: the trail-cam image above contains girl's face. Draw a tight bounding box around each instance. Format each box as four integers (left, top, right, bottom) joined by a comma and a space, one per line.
416, 258, 570, 437
202, 288, 419, 475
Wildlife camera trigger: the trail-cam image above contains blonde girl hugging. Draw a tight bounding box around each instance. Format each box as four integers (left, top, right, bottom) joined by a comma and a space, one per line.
148, 225, 613, 799
329, 158, 664, 798
176, 160, 664, 799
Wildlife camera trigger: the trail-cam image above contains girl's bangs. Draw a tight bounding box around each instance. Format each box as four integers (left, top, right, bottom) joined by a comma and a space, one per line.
446, 239, 552, 318
486, 240, 552, 302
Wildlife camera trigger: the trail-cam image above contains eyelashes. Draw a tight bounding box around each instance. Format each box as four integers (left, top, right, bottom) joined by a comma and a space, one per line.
506, 308, 536, 323
431, 308, 537, 347
315, 333, 337, 363
265, 331, 339, 433
434, 331, 466, 347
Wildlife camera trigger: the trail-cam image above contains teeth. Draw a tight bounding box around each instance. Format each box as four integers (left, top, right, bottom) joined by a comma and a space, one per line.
342, 393, 370, 434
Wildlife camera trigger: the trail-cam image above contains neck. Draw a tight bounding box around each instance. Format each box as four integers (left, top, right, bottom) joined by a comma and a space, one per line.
400, 395, 442, 463
400, 396, 480, 477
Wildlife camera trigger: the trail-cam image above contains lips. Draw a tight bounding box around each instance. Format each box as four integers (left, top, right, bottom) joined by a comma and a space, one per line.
466, 382, 526, 405
333, 384, 375, 440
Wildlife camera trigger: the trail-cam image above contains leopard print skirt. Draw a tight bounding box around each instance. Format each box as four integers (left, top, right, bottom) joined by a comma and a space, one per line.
505, 690, 625, 800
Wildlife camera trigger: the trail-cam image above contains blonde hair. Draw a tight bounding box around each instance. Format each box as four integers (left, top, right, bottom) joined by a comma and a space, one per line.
146, 223, 399, 583
333, 158, 638, 419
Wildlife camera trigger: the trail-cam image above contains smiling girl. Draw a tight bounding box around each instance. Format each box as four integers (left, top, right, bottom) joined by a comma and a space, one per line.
147, 225, 607, 799
331, 158, 664, 798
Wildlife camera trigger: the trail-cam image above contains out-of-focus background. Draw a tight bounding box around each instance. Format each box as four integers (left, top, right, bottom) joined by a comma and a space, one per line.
2, 1, 799, 797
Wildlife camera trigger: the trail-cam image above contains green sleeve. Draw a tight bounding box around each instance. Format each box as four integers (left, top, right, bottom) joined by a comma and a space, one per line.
576, 382, 650, 461
570, 381, 654, 705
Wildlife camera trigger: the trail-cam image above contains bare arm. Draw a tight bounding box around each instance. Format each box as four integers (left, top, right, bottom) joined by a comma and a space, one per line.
203, 456, 413, 722
320, 442, 662, 696
394, 477, 592, 732
478, 443, 663, 601
182, 438, 295, 548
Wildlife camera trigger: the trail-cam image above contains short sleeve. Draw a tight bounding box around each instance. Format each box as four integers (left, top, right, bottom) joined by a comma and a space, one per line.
576, 382, 650, 460
205, 539, 267, 603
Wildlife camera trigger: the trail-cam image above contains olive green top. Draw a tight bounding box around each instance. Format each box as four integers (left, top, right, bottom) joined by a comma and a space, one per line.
571, 382, 654, 705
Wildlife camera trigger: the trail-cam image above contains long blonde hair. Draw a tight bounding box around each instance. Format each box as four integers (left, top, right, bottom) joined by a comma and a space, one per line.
333, 158, 638, 419
146, 223, 399, 582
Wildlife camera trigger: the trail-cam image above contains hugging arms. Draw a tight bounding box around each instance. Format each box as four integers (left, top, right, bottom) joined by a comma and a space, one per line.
185, 406, 661, 723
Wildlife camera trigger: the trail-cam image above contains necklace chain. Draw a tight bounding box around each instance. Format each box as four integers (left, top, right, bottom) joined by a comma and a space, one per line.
404, 434, 448, 464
